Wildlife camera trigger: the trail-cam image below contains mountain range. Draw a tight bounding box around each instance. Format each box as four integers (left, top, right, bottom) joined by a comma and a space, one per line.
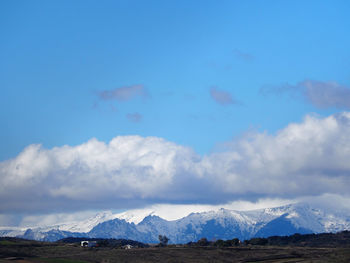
1, 203, 349, 243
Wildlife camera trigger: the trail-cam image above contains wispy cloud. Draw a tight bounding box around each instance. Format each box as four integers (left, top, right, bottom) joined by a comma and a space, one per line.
233, 49, 255, 61
98, 85, 148, 102
126, 112, 142, 123
2, 113, 350, 213
261, 79, 350, 109
260, 83, 299, 96
210, 86, 237, 106
302, 80, 350, 109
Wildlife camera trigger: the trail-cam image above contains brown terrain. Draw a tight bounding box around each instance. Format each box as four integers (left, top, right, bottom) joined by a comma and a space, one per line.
1, 239, 350, 263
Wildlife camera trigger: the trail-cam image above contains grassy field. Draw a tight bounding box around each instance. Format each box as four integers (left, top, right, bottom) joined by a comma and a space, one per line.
1, 240, 350, 263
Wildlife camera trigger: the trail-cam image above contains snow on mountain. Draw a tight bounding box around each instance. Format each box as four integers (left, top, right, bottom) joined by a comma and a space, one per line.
0, 211, 118, 241
114, 209, 157, 224
90, 203, 350, 243
0, 227, 27, 237
1, 203, 350, 243
254, 203, 350, 234
58, 211, 118, 232
112, 204, 218, 224
137, 215, 178, 243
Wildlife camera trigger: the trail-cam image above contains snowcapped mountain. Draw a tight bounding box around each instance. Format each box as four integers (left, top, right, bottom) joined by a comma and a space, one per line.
0, 227, 27, 238
1, 203, 350, 243
0, 211, 117, 241
58, 211, 118, 232
114, 209, 158, 224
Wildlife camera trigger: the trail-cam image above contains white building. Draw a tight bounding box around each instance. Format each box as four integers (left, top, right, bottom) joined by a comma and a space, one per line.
81, 240, 97, 247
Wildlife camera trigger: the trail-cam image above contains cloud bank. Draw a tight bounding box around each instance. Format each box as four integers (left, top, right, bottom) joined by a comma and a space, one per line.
1, 112, 350, 213
261, 80, 350, 109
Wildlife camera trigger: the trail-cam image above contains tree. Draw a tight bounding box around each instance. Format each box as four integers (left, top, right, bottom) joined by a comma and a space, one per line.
197, 237, 209, 246
214, 239, 225, 247
226, 238, 240, 246
247, 237, 268, 246
97, 239, 109, 247
158, 235, 169, 246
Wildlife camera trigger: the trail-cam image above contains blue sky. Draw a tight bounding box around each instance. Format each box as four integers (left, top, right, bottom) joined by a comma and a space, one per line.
1, 0, 349, 160
1, 1, 350, 219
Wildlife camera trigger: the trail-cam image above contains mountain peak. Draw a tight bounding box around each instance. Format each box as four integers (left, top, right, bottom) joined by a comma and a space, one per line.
2, 202, 350, 243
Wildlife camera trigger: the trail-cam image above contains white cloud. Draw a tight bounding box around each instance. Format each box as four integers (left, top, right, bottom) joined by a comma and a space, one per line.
1, 113, 350, 214
200, 112, 350, 197
0, 136, 199, 212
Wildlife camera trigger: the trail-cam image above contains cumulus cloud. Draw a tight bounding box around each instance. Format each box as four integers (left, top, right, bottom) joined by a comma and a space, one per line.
0, 136, 200, 213
261, 80, 350, 109
98, 85, 148, 102
210, 86, 237, 105
2, 113, 350, 213
207, 112, 350, 197
126, 112, 142, 123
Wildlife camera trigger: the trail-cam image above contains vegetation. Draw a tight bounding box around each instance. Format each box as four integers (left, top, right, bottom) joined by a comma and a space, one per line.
37, 259, 89, 263
185, 230, 350, 248
158, 235, 169, 247
0, 240, 17, 246
187, 238, 240, 247
58, 237, 148, 248
1, 231, 350, 262
265, 230, 350, 247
